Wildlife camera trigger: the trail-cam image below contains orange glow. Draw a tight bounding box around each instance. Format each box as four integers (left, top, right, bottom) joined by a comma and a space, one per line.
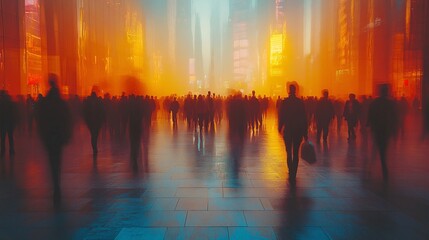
269, 34, 284, 77
0, 0, 425, 100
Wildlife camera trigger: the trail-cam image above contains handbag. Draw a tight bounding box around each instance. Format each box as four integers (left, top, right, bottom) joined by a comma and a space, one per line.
300, 140, 316, 164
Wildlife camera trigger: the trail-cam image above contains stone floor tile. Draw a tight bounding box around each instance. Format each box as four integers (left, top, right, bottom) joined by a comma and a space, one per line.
208, 198, 264, 210
114, 227, 166, 240
186, 211, 247, 227
175, 188, 223, 198
106, 211, 187, 227
228, 227, 277, 240
142, 188, 178, 197
164, 227, 229, 240
273, 227, 330, 240
176, 198, 208, 210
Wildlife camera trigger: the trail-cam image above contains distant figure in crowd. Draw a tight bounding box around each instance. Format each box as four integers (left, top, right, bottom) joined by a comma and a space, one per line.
128, 95, 144, 171
205, 91, 215, 131
83, 91, 105, 156
227, 93, 247, 176
334, 99, 344, 132
0, 90, 17, 157
36, 74, 72, 205
249, 90, 261, 130
184, 94, 194, 129
196, 95, 206, 132
278, 84, 308, 182
315, 89, 335, 143
398, 96, 409, 138
424, 102, 429, 138
367, 84, 398, 180
343, 93, 360, 141
169, 97, 180, 127
26, 94, 36, 135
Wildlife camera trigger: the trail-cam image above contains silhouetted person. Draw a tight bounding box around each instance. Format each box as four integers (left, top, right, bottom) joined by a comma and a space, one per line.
119, 93, 129, 137
184, 94, 193, 128
196, 95, 206, 132
278, 84, 308, 181
128, 95, 144, 171
412, 97, 420, 114
249, 90, 261, 130
169, 97, 180, 127
424, 102, 429, 138
367, 84, 398, 181
334, 99, 344, 132
315, 89, 334, 143
25, 94, 36, 135
36, 75, 72, 205
214, 95, 223, 125
83, 91, 105, 155
227, 93, 247, 177
343, 93, 360, 141
0, 91, 17, 157
398, 96, 409, 138
205, 91, 215, 131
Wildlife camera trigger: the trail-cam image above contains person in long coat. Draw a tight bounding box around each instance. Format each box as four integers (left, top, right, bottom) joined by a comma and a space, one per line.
278, 84, 308, 181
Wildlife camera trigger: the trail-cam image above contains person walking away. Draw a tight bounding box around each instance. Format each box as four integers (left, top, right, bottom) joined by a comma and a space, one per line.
315, 89, 335, 143
367, 84, 398, 181
0, 91, 17, 157
83, 91, 106, 156
169, 97, 180, 128
36, 74, 72, 206
278, 84, 308, 182
343, 93, 360, 141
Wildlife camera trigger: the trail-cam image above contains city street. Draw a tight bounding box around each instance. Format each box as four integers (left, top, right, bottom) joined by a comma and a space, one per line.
0, 115, 428, 239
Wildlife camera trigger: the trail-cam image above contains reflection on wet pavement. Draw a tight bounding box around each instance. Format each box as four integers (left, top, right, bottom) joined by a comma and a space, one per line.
1, 115, 428, 239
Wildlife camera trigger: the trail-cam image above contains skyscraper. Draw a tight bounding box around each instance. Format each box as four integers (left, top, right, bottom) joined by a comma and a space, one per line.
175, 0, 193, 93
194, 14, 204, 89
229, 0, 252, 90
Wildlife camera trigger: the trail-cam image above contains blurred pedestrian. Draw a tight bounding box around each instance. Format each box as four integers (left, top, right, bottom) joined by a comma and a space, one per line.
36, 74, 72, 205
315, 89, 334, 143
83, 91, 105, 156
278, 84, 308, 182
0, 91, 17, 157
343, 93, 360, 141
367, 84, 398, 180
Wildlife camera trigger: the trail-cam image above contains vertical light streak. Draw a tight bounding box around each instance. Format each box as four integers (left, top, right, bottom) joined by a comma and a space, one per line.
304, 0, 311, 55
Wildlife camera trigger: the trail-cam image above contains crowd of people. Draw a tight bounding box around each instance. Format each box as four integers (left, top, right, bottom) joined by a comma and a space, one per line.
0, 74, 427, 204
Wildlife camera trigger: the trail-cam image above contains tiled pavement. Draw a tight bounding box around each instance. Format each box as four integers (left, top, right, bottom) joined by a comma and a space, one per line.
1, 115, 429, 239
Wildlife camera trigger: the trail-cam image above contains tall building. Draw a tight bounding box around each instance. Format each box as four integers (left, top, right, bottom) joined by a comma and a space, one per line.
402, 0, 425, 99
253, 0, 272, 94
77, 0, 146, 96
1, 0, 78, 96
175, 0, 193, 94
194, 14, 204, 90
209, 1, 222, 93
229, 0, 253, 91
42, 0, 79, 95
423, 0, 429, 107
0, 0, 24, 95
335, 0, 360, 96
284, 0, 305, 94
24, 0, 42, 96
319, 0, 337, 93
269, 0, 287, 95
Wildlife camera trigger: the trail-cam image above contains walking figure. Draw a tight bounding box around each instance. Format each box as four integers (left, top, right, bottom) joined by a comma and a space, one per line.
169, 97, 180, 127
367, 84, 398, 180
36, 74, 72, 206
0, 90, 17, 157
278, 84, 308, 182
343, 93, 360, 141
315, 89, 335, 143
83, 91, 105, 156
